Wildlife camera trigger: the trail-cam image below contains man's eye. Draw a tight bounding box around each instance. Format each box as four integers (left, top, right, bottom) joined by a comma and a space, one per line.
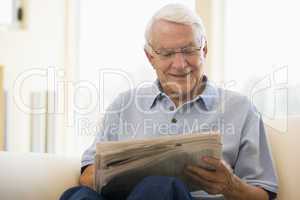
161, 52, 174, 57
183, 48, 195, 55
183, 50, 194, 55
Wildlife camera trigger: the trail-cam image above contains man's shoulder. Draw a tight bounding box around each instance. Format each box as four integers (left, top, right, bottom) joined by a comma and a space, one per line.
220, 88, 249, 103
116, 84, 155, 101
107, 85, 155, 111
216, 87, 256, 113
205, 81, 249, 105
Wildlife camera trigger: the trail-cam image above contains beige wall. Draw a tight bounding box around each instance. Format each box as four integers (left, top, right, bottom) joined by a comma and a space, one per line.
0, 66, 3, 150
0, 0, 66, 152
195, 0, 225, 83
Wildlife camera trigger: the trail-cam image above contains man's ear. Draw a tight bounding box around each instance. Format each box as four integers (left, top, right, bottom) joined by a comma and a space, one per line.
144, 49, 155, 68
203, 41, 208, 59
200, 41, 208, 62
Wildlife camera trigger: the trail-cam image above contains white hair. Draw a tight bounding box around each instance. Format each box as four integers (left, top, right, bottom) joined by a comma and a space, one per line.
144, 4, 206, 46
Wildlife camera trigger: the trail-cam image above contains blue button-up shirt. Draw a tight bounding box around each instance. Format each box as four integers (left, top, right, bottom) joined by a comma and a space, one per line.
82, 79, 278, 199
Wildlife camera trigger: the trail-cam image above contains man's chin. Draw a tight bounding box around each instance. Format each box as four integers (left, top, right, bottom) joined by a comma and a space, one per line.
169, 87, 194, 98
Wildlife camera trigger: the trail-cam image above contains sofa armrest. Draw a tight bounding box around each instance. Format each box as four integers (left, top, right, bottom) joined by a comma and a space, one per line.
0, 151, 80, 200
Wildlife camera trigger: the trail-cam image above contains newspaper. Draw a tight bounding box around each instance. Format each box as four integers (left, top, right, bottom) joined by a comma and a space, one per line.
95, 132, 222, 198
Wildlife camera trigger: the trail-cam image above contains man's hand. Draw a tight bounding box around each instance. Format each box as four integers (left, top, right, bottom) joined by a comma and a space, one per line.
184, 156, 235, 195
79, 164, 95, 189
184, 157, 269, 200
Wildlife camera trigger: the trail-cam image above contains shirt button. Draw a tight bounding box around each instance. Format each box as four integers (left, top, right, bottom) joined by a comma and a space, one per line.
171, 118, 177, 123
169, 106, 175, 111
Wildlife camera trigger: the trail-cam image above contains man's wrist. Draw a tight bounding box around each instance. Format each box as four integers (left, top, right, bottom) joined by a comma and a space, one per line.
222, 174, 247, 200
79, 164, 95, 189
222, 175, 269, 200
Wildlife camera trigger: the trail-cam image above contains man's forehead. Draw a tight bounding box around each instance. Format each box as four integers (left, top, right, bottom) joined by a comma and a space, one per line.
157, 42, 195, 50
151, 20, 197, 48
151, 19, 194, 35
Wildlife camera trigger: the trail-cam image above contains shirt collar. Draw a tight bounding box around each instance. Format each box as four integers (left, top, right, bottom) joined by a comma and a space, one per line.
140, 79, 163, 110
196, 80, 219, 111
146, 76, 219, 111
148, 79, 164, 109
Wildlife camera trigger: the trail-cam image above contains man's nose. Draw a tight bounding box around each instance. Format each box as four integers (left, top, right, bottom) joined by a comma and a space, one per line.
172, 52, 187, 69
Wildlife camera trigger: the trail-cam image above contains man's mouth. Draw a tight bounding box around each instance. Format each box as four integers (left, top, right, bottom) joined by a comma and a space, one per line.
169, 71, 192, 78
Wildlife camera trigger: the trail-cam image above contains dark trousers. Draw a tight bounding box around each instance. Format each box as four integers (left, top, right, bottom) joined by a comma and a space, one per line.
60, 176, 195, 200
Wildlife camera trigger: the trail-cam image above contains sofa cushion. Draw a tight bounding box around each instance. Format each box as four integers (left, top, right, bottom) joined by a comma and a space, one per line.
0, 151, 80, 200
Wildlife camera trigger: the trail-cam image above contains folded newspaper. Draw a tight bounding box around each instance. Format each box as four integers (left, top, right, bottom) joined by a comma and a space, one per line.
95, 132, 222, 198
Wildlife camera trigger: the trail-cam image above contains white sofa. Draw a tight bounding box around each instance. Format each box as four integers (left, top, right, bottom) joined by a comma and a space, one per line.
0, 117, 299, 200
0, 152, 80, 200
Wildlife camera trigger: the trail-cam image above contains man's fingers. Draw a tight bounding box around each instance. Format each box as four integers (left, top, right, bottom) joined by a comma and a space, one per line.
185, 165, 217, 182
221, 160, 233, 172
184, 170, 213, 189
201, 156, 221, 168
202, 157, 231, 172
184, 170, 221, 195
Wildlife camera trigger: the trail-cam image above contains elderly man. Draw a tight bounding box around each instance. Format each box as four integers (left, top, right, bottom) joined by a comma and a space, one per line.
60, 4, 277, 200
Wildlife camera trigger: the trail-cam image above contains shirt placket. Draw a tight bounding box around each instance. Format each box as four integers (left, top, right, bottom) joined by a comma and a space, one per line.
162, 98, 182, 135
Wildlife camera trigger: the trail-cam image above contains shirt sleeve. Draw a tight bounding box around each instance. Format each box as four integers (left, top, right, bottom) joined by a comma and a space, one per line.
234, 104, 278, 195
81, 94, 124, 169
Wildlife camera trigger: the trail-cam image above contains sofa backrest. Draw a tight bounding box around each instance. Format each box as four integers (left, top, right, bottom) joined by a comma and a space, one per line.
266, 116, 300, 200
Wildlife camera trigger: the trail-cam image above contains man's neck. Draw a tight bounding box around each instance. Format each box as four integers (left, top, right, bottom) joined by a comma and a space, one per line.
170, 81, 206, 108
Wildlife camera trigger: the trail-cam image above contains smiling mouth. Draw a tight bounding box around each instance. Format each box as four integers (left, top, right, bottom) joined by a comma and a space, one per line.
169, 72, 191, 77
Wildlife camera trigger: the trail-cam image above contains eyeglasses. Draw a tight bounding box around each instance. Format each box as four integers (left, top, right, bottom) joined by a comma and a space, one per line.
148, 44, 202, 60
